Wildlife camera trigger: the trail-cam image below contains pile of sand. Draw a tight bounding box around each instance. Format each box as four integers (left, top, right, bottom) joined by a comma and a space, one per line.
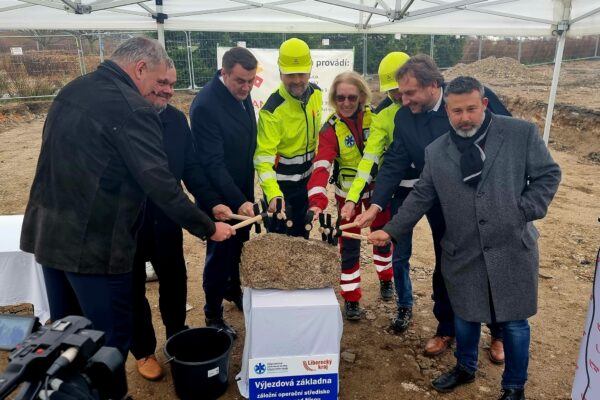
240, 233, 340, 289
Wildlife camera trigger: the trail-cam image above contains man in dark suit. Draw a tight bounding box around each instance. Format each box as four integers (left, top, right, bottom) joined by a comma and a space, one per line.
190, 47, 258, 338
370, 76, 560, 400
20, 37, 234, 358
355, 55, 510, 359
130, 65, 223, 380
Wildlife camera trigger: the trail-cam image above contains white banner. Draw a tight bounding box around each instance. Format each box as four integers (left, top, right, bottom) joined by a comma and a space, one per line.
572, 249, 600, 400
249, 354, 339, 400
217, 47, 354, 122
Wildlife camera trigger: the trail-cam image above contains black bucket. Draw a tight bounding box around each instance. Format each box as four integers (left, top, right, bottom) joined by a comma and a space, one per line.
164, 327, 233, 400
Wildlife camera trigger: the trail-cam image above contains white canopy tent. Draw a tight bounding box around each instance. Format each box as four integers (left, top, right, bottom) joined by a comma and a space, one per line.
0, 0, 598, 36
1, 0, 599, 143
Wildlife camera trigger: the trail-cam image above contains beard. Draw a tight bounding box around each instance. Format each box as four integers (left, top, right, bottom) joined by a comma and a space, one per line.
452, 124, 478, 138
450, 112, 485, 138
285, 82, 308, 99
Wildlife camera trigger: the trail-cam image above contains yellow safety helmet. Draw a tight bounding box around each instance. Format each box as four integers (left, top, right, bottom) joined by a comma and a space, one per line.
378, 51, 410, 92
278, 38, 312, 74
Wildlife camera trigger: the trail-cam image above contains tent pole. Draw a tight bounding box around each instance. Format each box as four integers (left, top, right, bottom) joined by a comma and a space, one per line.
156, 0, 165, 48
542, 30, 566, 146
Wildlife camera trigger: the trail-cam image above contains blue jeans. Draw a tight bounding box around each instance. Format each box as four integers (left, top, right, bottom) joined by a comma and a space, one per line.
390, 195, 414, 308
454, 316, 530, 389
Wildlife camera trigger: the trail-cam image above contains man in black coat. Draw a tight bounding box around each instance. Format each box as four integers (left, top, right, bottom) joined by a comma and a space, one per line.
190, 47, 258, 338
20, 37, 234, 357
356, 55, 511, 360
130, 66, 223, 380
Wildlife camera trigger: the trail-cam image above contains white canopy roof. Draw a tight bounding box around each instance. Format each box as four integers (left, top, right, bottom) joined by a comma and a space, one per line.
1, 0, 597, 145
0, 0, 598, 37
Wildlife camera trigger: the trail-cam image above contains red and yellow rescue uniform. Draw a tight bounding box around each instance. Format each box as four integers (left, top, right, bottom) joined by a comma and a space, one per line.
307, 106, 392, 302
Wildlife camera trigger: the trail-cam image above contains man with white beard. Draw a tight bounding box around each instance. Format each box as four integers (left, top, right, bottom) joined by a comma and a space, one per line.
368, 76, 561, 400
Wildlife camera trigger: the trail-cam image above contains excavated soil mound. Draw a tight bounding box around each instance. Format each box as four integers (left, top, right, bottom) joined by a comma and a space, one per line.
444, 56, 549, 84
240, 233, 340, 289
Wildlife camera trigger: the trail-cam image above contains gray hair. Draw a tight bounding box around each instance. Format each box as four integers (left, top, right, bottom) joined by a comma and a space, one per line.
110, 36, 173, 70
444, 76, 485, 102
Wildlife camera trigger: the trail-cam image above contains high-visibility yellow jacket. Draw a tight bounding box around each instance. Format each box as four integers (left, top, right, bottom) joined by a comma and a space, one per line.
307, 107, 373, 211
254, 82, 322, 202
346, 97, 419, 203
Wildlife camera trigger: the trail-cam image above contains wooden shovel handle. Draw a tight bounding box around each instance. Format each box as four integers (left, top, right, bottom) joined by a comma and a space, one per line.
232, 214, 263, 230
229, 214, 251, 221
338, 221, 359, 231
231, 212, 273, 230
341, 231, 368, 241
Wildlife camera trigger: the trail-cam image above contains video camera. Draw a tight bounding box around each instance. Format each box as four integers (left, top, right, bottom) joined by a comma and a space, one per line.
0, 315, 127, 400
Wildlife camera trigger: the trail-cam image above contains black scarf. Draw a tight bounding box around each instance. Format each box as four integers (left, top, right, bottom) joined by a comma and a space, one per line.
449, 109, 492, 187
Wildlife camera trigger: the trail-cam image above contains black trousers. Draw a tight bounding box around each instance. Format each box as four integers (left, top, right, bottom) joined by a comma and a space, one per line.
270, 179, 309, 237
426, 203, 455, 337
203, 228, 249, 320
129, 240, 188, 360
41, 266, 133, 358
427, 203, 503, 339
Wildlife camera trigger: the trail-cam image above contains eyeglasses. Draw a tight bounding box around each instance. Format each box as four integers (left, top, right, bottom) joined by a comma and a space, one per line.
335, 94, 359, 103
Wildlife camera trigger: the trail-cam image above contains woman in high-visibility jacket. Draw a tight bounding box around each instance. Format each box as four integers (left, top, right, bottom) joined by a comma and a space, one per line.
306, 71, 393, 321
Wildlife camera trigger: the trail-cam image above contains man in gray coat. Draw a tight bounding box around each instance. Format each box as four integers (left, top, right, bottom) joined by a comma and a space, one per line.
369, 76, 560, 400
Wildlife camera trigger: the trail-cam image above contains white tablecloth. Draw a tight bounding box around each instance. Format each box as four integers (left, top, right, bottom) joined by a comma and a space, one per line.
572, 251, 600, 399
236, 288, 343, 398
0, 215, 50, 324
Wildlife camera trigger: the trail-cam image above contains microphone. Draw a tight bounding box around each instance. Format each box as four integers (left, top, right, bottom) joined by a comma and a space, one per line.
46, 347, 79, 377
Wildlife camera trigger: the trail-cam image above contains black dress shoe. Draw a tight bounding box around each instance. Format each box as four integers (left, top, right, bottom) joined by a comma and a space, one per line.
224, 292, 243, 311
498, 388, 525, 400
205, 318, 237, 339
431, 364, 475, 393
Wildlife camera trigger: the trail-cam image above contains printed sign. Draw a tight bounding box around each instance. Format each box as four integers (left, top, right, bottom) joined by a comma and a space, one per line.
217, 46, 354, 122
10, 47, 23, 56
572, 249, 600, 400
249, 354, 338, 400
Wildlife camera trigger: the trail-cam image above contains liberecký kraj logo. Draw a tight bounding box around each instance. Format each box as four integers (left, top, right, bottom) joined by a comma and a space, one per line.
254, 362, 266, 375
302, 358, 333, 372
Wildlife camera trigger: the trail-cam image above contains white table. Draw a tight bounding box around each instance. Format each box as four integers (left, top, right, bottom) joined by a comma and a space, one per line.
237, 288, 343, 399
0, 215, 50, 324
572, 252, 600, 399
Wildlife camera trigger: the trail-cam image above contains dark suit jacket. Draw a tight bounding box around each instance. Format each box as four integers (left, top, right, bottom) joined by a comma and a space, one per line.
20, 61, 215, 274
371, 85, 511, 208
190, 70, 257, 214
137, 104, 220, 256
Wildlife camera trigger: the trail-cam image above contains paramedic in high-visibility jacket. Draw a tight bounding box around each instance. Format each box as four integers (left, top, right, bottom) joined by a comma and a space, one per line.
254, 38, 322, 236
306, 71, 393, 321
340, 52, 417, 332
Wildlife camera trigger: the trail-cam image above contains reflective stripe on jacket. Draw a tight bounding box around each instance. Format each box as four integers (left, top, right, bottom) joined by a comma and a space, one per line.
307, 107, 372, 211
254, 82, 322, 202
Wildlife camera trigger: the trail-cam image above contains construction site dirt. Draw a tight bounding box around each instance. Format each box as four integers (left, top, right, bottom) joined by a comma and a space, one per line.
0, 58, 598, 399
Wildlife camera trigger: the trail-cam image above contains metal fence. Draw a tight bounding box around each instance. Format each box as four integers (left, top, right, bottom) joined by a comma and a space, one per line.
0, 31, 598, 100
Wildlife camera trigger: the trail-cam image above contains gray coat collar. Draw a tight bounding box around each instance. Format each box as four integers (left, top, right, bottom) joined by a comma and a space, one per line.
478, 115, 505, 188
